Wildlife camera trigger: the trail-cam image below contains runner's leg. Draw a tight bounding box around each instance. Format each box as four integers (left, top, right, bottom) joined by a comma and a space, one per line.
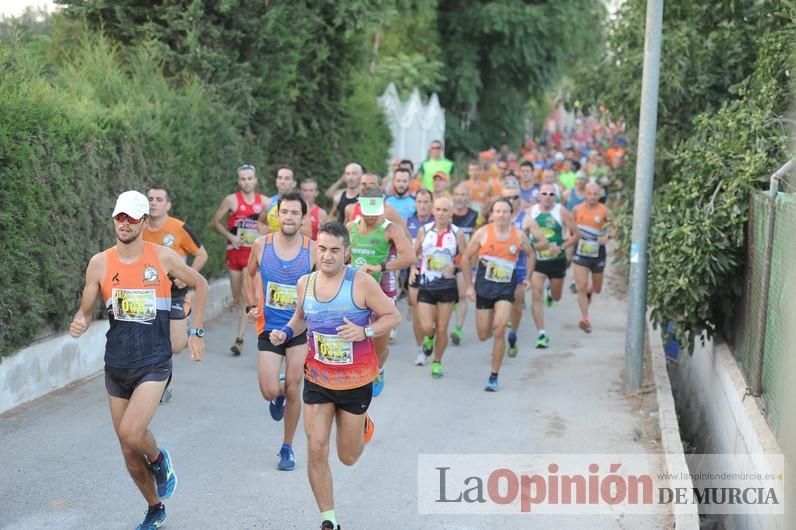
283, 345, 306, 446
304, 402, 336, 512
490, 301, 512, 374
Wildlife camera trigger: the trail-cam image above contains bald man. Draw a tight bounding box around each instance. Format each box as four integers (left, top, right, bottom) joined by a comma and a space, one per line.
328, 163, 364, 224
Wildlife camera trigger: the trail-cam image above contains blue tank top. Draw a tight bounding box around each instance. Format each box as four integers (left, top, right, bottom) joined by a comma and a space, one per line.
512, 210, 528, 274
385, 194, 416, 219
567, 190, 586, 211
258, 233, 312, 332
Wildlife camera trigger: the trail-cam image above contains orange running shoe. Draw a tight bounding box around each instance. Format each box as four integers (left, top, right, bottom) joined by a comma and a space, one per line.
364, 414, 375, 444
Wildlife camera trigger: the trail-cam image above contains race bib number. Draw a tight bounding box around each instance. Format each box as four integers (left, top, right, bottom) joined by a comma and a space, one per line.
235, 219, 259, 246
427, 252, 453, 272
265, 282, 297, 311
536, 247, 561, 261
576, 238, 600, 258
111, 289, 156, 322
313, 332, 353, 365
483, 258, 515, 283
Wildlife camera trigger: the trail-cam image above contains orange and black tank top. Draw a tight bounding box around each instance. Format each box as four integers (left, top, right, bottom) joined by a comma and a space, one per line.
100, 242, 172, 368
475, 223, 523, 299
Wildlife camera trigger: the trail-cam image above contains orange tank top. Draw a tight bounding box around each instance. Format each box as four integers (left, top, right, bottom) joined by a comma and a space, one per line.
479, 223, 522, 263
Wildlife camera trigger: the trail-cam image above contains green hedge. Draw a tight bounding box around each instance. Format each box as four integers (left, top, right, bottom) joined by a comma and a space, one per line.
0, 33, 254, 358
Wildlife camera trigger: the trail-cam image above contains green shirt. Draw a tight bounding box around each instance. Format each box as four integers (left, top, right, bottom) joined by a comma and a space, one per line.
419, 158, 454, 192
349, 218, 391, 281
531, 204, 565, 261
559, 171, 577, 190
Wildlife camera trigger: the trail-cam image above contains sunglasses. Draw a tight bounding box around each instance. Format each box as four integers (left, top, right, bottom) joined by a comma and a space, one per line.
114, 213, 143, 224
506, 195, 520, 200
540, 192, 556, 196
237, 164, 256, 172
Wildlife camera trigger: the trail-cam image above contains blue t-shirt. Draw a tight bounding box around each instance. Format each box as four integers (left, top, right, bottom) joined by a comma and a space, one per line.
385, 194, 416, 220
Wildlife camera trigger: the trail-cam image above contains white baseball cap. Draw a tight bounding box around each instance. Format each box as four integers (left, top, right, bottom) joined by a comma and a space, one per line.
112, 190, 149, 219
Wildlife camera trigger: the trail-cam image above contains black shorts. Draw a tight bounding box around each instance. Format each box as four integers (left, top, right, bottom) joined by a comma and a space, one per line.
418, 287, 459, 305
258, 330, 308, 356
573, 247, 607, 273
475, 293, 514, 310
534, 258, 567, 279
169, 287, 190, 320
105, 357, 172, 400
303, 379, 373, 415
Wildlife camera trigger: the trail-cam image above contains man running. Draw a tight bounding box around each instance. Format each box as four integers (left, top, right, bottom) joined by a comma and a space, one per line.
501, 183, 531, 358
300, 178, 328, 240
462, 198, 546, 391
413, 196, 465, 378
384, 167, 416, 220
463, 160, 490, 212
519, 161, 540, 206
450, 183, 480, 346
407, 189, 435, 364
261, 165, 297, 234
347, 185, 414, 396
244, 190, 315, 471
529, 183, 580, 348
211, 164, 267, 355
69, 190, 208, 530
145, 186, 208, 355
572, 182, 614, 332
327, 163, 363, 223
269, 221, 401, 530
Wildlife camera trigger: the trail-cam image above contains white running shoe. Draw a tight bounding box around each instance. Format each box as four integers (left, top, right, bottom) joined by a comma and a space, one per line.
414, 351, 426, 366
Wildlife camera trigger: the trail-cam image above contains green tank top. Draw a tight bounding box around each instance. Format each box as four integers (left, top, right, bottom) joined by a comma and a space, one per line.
420, 159, 454, 192
350, 219, 391, 281
531, 204, 565, 261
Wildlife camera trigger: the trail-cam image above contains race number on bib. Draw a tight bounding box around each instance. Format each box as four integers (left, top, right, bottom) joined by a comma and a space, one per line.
111, 289, 157, 322
576, 239, 600, 258
313, 332, 354, 365
483, 258, 515, 283
235, 219, 259, 246
427, 252, 453, 272
265, 281, 297, 310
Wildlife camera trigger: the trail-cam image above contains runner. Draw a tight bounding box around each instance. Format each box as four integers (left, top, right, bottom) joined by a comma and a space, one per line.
144, 186, 208, 355
243, 190, 315, 471
519, 161, 540, 206
69, 190, 208, 530
463, 160, 491, 212
572, 182, 614, 333
211, 164, 267, 356
432, 170, 452, 199
418, 139, 454, 192
406, 189, 435, 364
413, 196, 466, 378
566, 171, 589, 211
261, 165, 297, 234
347, 185, 414, 396
384, 167, 416, 220
268, 221, 401, 530
327, 163, 363, 223
500, 183, 531, 358
300, 178, 328, 240
450, 183, 480, 346
461, 198, 546, 391
529, 183, 580, 348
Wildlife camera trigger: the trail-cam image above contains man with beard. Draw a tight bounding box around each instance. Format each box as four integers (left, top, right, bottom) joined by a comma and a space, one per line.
385, 167, 416, 220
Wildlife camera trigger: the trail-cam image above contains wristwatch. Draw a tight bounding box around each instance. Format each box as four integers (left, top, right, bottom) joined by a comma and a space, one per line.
379, 263, 386, 273
190, 328, 205, 337
364, 326, 375, 338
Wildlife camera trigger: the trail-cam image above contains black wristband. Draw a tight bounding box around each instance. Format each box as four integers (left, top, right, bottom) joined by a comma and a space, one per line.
380, 263, 386, 273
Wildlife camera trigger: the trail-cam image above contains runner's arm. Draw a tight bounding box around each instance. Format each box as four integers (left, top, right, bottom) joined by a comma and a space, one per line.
601, 208, 616, 243
211, 194, 237, 242
329, 190, 343, 220
69, 253, 104, 337
158, 246, 208, 331
258, 196, 273, 234
560, 209, 580, 250
525, 219, 550, 250
384, 205, 408, 231
386, 224, 415, 270
325, 175, 346, 200
354, 272, 401, 338
272, 275, 309, 345
243, 237, 265, 308
461, 226, 485, 287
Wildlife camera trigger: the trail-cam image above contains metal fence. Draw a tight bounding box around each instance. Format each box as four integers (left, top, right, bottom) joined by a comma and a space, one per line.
731, 189, 796, 450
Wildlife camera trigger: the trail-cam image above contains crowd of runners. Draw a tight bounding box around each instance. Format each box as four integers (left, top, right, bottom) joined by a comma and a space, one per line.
69, 118, 625, 530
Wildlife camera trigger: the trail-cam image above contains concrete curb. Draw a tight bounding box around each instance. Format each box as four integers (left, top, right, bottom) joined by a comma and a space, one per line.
0, 278, 232, 415
647, 316, 701, 529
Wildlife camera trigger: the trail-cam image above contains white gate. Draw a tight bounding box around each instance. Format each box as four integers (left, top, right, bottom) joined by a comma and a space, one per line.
378, 83, 446, 172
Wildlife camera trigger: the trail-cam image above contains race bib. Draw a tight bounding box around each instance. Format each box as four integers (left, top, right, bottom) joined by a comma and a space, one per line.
265, 281, 297, 311
235, 219, 259, 246
483, 258, 515, 283
111, 289, 156, 322
576, 238, 600, 258
536, 247, 561, 261
313, 332, 353, 365
427, 251, 453, 272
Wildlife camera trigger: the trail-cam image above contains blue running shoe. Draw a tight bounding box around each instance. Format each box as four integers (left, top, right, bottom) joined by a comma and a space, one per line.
269, 394, 286, 421
372, 368, 385, 397
277, 445, 296, 471
135, 503, 166, 530
149, 449, 177, 500
485, 375, 499, 392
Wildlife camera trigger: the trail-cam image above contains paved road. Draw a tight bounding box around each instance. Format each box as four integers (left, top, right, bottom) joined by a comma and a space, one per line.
1, 268, 671, 529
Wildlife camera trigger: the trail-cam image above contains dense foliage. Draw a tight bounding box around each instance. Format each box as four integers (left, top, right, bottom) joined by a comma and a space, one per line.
571, 0, 795, 350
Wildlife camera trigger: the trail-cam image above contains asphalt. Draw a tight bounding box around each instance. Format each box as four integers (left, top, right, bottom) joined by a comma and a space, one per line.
0, 266, 672, 529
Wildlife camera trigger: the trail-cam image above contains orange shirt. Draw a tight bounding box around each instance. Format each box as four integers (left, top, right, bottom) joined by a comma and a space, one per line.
479, 223, 522, 263
464, 179, 490, 207
144, 216, 202, 258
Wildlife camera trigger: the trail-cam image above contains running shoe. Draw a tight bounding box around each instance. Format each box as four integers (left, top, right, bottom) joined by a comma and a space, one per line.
507, 331, 518, 358
389, 328, 397, 342
535, 334, 550, 349
364, 414, 375, 444
135, 503, 166, 530
372, 368, 385, 397
269, 394, 286, 421
230, 337, 243, 356
320, 521, 340, 530
485, 375, 499, 392
414, 350, 426, 366
277, 445, 295, 471
579, 319, 593, 333
422, 335, 434, 357
431, 360, 442, 379
450, 327, 462, 345
149, 449, 177, 499
545, 286, 554, 308
569, 282, 578, 294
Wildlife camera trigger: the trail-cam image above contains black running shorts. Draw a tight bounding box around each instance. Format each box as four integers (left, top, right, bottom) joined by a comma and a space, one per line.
303, 379, 373, 415
105, 357, 172, 400
258, 330, 308, 356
